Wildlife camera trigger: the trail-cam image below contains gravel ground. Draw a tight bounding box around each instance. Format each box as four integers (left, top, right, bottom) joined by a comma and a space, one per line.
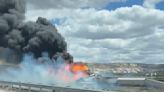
0, 89, 14, 92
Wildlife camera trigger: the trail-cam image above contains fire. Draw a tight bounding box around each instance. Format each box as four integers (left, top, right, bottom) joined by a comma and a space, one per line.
70, 63, 90, 80
48, 62, 90, 83
70, 63, 89, 73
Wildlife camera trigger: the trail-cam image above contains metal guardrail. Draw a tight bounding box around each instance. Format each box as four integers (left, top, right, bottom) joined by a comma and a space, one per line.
0, 80, 107, 92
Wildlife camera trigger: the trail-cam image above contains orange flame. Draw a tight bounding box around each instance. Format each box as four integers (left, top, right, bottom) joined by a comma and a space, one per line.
48, 62, 90, 82
71, 63, 89, 79
70, 63, 89, 73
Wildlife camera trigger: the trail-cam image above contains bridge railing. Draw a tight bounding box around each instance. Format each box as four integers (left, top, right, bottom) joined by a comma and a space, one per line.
0, 80, 105, 92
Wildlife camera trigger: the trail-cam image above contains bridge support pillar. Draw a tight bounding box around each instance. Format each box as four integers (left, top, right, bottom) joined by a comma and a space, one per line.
28, 86, 31, 92
40, 88, 42, 92
2, 85, 4, 89
11, 84, 13, 89
19, 84, 21, 92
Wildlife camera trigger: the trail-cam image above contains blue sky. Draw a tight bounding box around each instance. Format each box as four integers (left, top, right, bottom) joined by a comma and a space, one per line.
105, 0, 143, 10
156, 1, 164, 10
105, 0, 164, 10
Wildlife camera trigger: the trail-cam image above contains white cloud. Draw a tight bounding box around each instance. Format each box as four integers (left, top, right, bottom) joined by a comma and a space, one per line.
26, 4, 164, 63
65, 37, 134, 63
26, 6, 164, 39
66, 6, 164, 39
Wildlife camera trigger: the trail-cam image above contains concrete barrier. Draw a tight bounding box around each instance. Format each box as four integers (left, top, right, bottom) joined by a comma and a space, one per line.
117, 77, 164, 88
117, 78, 146, 86
145, 79, 164, 88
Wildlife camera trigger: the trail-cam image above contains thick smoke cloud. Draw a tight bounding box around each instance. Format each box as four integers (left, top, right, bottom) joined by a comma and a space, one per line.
0, 0, 71, 63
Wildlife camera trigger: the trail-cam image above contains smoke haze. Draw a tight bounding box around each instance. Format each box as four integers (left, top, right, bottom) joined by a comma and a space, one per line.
0, 53, 69, 84
0, 0, 68, 63
0, 53, 99, 89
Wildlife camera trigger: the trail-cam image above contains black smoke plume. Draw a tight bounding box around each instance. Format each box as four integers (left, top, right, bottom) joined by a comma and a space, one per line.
0, 0, 73, 63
